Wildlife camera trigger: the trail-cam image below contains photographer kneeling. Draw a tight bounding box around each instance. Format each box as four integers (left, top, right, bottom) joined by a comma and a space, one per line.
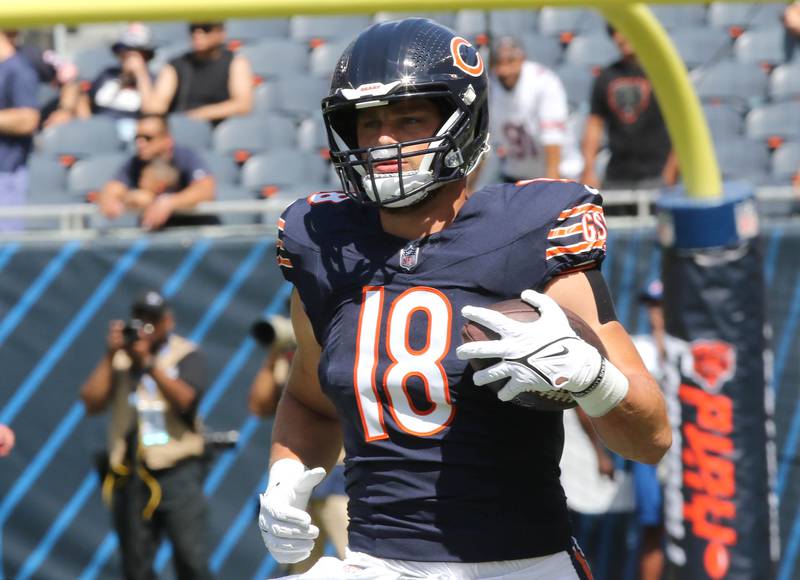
80, 290, 213, 580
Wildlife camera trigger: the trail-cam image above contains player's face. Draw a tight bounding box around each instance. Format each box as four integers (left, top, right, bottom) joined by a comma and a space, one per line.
612, 30, 635, 58
491, 47, 524, 91
355, 99, 443, 174
190, 24, 225, 53
134, 118, 171, 161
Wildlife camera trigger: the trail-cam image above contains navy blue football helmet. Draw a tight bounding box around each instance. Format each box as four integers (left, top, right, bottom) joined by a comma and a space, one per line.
322, 18, 490, 208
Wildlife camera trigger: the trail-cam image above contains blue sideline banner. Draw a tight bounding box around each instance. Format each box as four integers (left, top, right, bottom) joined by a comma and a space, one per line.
658, 186, 778, 580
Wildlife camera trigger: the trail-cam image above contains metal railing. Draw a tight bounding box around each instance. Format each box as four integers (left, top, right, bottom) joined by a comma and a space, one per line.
0, 185, 796, 242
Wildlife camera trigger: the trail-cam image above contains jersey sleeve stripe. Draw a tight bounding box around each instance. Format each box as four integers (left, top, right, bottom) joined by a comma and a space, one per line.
557, 203, 602, 221
545, 239, 605, 259
547, 223, 583, 239
277, 217, 286, 231
277, 256, 293, 268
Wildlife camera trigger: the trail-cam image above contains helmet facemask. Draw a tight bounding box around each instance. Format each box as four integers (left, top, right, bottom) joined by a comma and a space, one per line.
324, 89, 486, 208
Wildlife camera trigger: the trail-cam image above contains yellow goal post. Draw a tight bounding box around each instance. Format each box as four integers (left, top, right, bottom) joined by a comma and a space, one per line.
2, 0, 770, 199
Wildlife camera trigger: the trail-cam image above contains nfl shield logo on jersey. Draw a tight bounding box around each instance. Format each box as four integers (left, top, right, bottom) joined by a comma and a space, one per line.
399, 242, 420, 271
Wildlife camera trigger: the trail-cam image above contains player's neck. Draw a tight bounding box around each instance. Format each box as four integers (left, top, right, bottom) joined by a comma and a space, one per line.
379, 181, 469, 240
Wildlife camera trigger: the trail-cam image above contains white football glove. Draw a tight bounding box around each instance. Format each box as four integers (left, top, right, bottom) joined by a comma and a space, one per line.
259, 458, 327, 564
456, 289, 628, 417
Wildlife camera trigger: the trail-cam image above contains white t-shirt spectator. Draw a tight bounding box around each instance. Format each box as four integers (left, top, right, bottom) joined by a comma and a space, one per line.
489, 61, 569, 181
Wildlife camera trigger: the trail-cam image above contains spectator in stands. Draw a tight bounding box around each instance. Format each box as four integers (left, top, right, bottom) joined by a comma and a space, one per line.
631, 279, 667, 580
488, 36, 569, 181
97, 113, 220, 230
79, 290, 213, 580
0, 423, 15, 457
785, 2, 800, 61
248, 312, 349, 574
74, 24, 158, 142
5, 29, 81, 129
145, 22, 253, 124
0, 29, 40, 231
581, 26, 678, 196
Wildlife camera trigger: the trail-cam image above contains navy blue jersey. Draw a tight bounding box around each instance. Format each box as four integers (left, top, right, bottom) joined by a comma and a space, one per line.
277, 180, 607, 562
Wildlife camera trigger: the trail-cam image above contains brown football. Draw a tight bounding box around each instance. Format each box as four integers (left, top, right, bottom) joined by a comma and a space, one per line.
460, 298, 608, 411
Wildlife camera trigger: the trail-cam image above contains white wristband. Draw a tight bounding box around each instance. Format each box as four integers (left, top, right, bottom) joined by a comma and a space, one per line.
572, 358, 629, 417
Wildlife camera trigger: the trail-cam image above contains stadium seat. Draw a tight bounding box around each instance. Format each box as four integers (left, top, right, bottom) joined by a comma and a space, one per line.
27, 154, 69, 198
692, 60, 769, 107
714, 137, 771, 181
169, 115, 213, 150
239, 39, 309, 83
256, 76, 330, 120
670, 27, 732, 69
373, 12, 457, 29
707, 2, 786, 36
241, 149, 329, 197
38, 118, 125, 165
225, 18, 290, 49
454, 11, 488, 40
148, 21, 191, 47
701, 103, 744, 139
310, 39, 351, 79
771, 141, 800, 181
564, 34, 620, 69
198, 150, 241, 185
297, 115, 330, 159
554, 63, 595, 110
647, 4, 707, 31
745, 102, 800, 147
538, 8, 605, 42
213, 115, 297, 163
521, 33, 564, 68
289, 15, 372, 45
488, 10, 540, 39
734, 29, 786, 69
67, 152, 129, 200
73, 46, 117, 82
769, 62, 800, 101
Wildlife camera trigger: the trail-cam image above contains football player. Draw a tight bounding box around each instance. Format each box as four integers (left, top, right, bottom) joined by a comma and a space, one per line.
259, 18, 670, 580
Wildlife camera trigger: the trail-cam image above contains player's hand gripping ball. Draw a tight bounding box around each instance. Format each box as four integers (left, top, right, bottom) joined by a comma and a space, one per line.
459, 296, 608, 411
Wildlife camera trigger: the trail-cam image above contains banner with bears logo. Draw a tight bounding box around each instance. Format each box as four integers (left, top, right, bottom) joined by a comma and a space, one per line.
660, 239, 778, 580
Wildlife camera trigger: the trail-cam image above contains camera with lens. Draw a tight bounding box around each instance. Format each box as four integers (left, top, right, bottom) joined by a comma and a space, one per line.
250, 315, 296, 351
122, 318, 155, 346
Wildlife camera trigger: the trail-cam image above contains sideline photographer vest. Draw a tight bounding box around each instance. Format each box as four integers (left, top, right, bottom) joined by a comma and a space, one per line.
108, 334, 205, 471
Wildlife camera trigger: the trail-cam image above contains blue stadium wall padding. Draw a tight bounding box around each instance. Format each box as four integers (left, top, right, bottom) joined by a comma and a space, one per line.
656, 185, 778, 580
2, 228, 800, 579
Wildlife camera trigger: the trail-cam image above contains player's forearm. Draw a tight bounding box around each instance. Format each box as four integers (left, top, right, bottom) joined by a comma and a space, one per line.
186, 98, 251, 122
543, 144, 561, 179
590, 372, 671, 464
248, 366, 281, 417
580, 116, 604, 178
270, 389, 343, 474
0, 108, 40, 136
169, 177, 215, 210
80, 355, 115, 414
148, 369, 197, 413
